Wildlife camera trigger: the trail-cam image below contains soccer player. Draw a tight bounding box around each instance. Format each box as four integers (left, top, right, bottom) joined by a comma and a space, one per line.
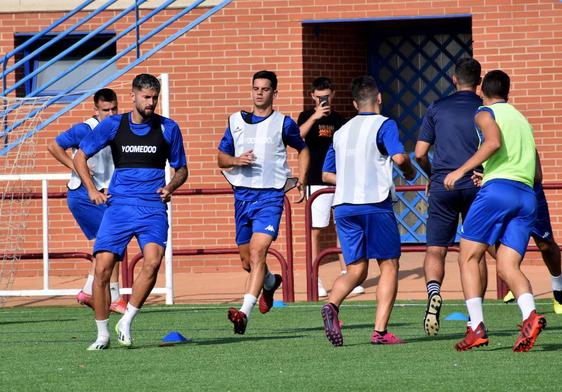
217, 70, 310, 334
320, 75, 415, 347
444, 70, 546, 352
47, 88, 126, 314
74, 74, 188, 350
414, 58, 487, 336
483, 157, 562, 313
298, 77, 364, 298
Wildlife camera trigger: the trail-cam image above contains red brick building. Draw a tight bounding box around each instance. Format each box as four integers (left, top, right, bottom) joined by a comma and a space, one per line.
1, 0, 561, 285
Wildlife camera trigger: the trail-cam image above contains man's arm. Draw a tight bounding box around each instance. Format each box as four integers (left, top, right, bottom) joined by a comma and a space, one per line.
217, 150, 255, 169
47, 142, 75, 171
157, 166, 188, 203
294, 146, 310, 202
392, 153, 416, 181
73, 150, 107, 205
299, 104, 329, 138
443, 110, 501, 190
414, 141, 432, 177
322, 171, 336, 185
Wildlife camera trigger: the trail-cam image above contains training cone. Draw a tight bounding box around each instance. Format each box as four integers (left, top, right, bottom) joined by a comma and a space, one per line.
160, 331, 192, 346
444, 312, 469, 321
272, 300, 287, 308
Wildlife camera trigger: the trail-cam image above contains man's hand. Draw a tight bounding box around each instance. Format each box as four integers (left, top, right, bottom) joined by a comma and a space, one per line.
88, 189, 109, 205
311, 100, 330, 121
444, 169, 464, 190
294, 179, 306, 203
235, 150, 256, 166
471, 171, 484, 187
157, 187, 172, 203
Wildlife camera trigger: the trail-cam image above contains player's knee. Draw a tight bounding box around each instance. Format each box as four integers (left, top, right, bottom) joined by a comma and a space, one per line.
94, 265, 112, 284
249, 247, 267, 265
426, 246, 447, 260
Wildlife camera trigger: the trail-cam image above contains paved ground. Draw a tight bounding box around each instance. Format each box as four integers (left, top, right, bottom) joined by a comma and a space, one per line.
2, 252, 555, 307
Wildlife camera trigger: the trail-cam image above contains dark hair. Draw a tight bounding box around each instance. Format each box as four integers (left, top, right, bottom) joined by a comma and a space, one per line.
351, 75, 379, 104
455, 58, 481, 87
482, 70, 510, 101
93, 88, 117, 104
311, 77, 334, 92
252, 70, 278, 90
132, 73, 161, 93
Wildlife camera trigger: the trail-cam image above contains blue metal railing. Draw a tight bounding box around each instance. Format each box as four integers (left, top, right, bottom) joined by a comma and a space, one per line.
2, 0, 118, 83
0, 0, 234, 156
4, 0, 148, 96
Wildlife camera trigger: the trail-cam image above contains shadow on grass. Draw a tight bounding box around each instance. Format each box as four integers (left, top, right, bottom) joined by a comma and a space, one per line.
128, 334, 307, 349
0, 318, 77, 326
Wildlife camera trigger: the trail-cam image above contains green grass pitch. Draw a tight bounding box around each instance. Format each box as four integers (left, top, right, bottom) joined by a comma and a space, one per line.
1, 300, 560, 391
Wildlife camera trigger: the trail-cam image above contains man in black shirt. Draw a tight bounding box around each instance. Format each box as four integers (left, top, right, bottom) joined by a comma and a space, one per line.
298, 77, 365, 297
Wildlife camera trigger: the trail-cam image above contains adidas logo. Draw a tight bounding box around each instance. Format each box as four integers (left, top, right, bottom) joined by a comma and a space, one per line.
265, 225, 275, 232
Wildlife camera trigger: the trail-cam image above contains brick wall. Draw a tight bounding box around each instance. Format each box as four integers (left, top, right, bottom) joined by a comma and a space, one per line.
1, 0, 561, 278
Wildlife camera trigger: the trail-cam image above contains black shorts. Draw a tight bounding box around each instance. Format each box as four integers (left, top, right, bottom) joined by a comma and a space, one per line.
426, 187, 479, 247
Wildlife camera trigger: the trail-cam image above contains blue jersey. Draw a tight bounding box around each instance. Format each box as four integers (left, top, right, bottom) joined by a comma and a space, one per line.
79, 113, 187, 208
56, 121, 94, 149
217, 112, 306, 201
418, 91, 483, 191
323, 115, 405, 218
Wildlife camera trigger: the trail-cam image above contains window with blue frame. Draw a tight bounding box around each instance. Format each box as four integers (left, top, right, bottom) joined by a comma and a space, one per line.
13, 31, 117, 100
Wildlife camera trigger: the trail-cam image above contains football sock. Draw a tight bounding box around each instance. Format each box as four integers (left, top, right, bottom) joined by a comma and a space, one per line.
120, 303, 139, 334
465, 297, 483, 330
329, 302, 339, 313
426, 280, 441, 298
95, 319, 110, 343
551, 275, 562, 303
263, 271, 276, 291
375, 329, 387, 336
240, 294, 257, 319
109, 282, 120, 302
83, 274, 95, 295
516, 293, 535, 320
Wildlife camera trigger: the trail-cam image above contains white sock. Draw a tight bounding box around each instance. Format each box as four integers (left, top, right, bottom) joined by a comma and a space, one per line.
263, 272, 276, 290
83, 275, 95, 295
95, 319, 110, 343
109, 282, 120, 302
517, 292, 536, 320
465, 297, 484, 331
551, 274, 562, 291
120, 303, 139, 333
240, 294, 257, 318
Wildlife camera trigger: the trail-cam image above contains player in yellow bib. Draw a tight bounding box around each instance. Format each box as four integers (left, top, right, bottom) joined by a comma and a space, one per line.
444, 70, 546, 352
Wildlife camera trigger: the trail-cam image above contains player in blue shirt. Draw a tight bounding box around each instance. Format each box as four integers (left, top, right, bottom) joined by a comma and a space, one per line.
321, 75, 415, 346
48, 88, 126, 314
74, 74, 188, 350
414, 58, 487, 336
218, 70, 309, 334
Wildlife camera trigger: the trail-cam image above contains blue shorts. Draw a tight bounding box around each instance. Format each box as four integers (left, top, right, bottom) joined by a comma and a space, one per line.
235, 196, 284, 245
426, 187, 479, 246
461, 179, 537, 256
94, 203, 168, 259
531, 184, 553, 242
335, 212, 401, 265
67, 186, 107, 240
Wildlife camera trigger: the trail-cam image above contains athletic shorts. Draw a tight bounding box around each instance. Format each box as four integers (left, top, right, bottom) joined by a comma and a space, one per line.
461, 179, 537, 256
94, 203, 168, 259
335, 211, 401, 265
426, 187, 479, 246
235, 196, 284, 245
531, 183, 553, 242
67, 187, 107, 240
307, 185, 335, 228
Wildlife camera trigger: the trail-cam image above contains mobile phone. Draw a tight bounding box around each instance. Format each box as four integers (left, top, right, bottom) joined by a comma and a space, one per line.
319, 95, 329, 107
